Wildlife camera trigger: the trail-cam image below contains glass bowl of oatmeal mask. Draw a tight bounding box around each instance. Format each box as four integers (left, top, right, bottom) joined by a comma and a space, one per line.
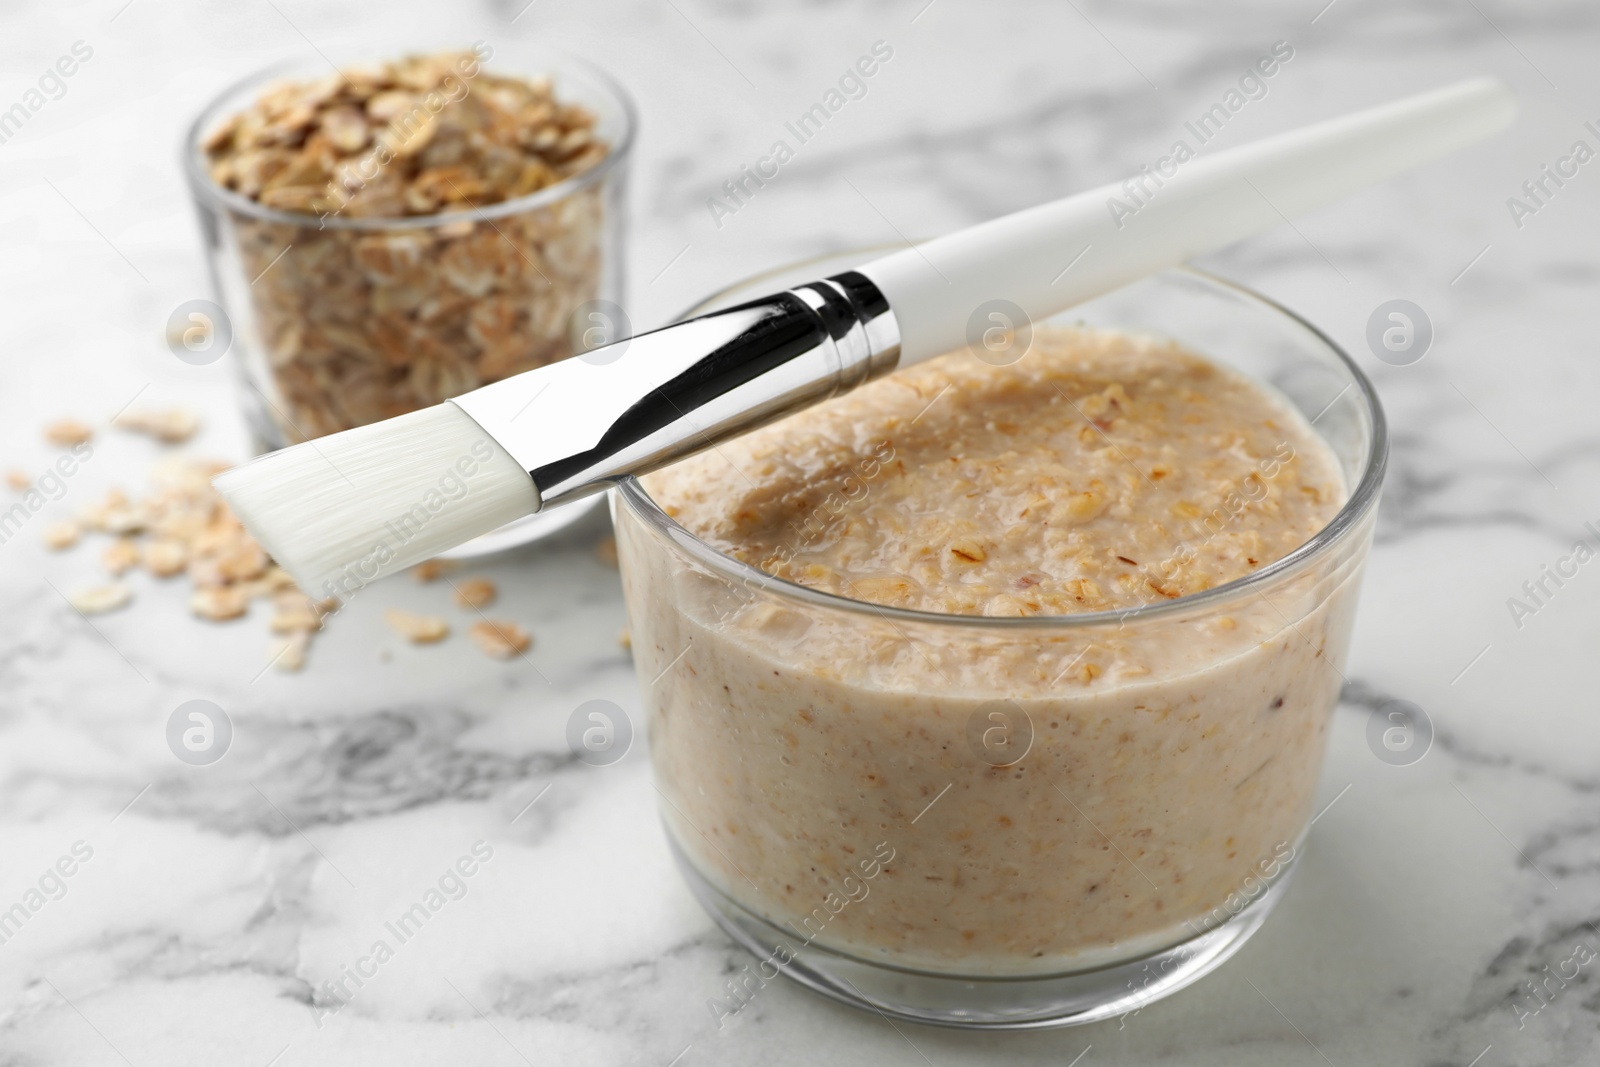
183, 44, 635, 554
611, 248, 1386, 1029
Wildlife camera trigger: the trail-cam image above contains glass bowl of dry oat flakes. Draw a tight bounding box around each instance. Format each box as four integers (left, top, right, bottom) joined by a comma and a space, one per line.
183, 44, 634, 549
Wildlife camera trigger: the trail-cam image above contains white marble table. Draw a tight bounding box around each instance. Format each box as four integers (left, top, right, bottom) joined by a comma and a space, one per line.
3, 0, 1598, 1063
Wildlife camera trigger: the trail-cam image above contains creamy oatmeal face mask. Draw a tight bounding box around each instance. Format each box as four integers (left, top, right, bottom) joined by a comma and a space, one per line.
614, 258, 1386, 1029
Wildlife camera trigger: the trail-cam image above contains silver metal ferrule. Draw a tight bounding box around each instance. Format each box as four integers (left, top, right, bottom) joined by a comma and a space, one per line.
448, 270, 901, 510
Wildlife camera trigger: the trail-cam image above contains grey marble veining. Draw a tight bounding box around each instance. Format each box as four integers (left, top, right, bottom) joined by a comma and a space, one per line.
1, 0, 1598, 1063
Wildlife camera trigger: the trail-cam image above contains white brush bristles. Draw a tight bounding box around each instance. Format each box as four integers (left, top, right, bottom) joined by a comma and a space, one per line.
214, 403, 539, 600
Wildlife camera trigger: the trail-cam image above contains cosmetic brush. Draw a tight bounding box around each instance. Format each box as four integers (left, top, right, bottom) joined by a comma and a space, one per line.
217, 77, 1515, 598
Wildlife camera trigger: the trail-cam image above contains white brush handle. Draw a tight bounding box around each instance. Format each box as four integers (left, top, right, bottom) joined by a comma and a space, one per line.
858, 76, 1516, 366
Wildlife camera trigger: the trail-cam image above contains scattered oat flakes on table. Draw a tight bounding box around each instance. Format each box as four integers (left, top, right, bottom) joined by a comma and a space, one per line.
142, 539, 189, 578
411, 559, 457, 583
42, 520, 81, 551
5, 470, 30, 491
468, 619, 531, 659
102, 538, 140, 575
115, 407, 201, 444
384, 608, 450, 643
270, 592, 326, 633
191, 586, 250, 621
452, 577, 496, 608
47, 453, 336, 665
69, 583, 131, 615
79, 489, 150, 535
44, 419, 93, 447
271, 630, 313, 672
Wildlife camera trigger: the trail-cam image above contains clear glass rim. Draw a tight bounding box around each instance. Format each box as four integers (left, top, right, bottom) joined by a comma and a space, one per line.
180, 46, 637, 231
615, 260, 1388, 631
